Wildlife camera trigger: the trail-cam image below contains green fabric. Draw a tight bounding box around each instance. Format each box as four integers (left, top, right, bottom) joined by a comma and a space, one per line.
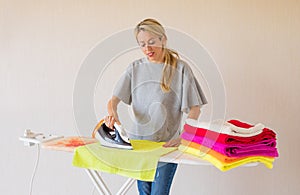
72, 140, 176, 181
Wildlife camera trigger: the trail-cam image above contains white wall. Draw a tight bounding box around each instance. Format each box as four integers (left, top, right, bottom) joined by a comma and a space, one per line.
1, 0, 299, 194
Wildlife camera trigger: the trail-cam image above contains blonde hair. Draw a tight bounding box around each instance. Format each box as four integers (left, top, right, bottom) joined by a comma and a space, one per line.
134, 18, 179, 92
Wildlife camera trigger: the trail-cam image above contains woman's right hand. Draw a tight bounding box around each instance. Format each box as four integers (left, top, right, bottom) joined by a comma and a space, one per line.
105, 97, 121, 129
104, 115, 117, 129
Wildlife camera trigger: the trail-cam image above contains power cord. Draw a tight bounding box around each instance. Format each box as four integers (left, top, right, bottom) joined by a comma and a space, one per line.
29, 144, 40, 195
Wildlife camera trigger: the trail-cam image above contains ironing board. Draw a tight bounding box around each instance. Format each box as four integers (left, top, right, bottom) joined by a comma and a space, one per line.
41, 136, 257, 195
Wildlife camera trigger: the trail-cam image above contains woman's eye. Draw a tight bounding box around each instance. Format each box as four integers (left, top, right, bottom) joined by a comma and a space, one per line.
148, 40, 155, 45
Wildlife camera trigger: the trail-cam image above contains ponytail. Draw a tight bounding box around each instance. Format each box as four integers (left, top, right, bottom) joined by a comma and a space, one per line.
161, 48, 179, 92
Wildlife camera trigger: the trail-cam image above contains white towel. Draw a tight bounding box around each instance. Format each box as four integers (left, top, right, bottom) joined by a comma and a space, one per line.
185, 119, 264, 137
227, 122, 265, 134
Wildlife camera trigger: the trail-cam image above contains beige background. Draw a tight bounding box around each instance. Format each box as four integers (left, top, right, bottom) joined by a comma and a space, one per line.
1, 0, 299, 194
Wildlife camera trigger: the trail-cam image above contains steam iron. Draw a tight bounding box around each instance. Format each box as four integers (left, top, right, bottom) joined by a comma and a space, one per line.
92, 119, 133, 150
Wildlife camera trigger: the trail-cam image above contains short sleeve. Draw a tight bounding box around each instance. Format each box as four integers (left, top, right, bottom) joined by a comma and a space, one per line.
113, 65, 132, 105
181, 65, 207, 113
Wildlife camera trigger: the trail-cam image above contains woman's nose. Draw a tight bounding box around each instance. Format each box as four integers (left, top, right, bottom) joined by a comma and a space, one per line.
145, 45, 152, 50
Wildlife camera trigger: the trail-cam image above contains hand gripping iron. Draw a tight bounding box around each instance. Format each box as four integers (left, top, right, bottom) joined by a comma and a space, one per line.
92, 119, 133, 150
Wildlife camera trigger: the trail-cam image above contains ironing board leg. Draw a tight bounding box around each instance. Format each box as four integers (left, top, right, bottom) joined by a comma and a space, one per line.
85, 169, 112, 195
116, 178, 136, 195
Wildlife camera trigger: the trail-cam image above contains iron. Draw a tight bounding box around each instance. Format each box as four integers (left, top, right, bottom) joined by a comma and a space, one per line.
93, 120, 133, 150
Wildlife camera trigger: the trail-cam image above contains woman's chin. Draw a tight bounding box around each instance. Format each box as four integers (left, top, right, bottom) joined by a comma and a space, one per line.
148, 57, 155, 62
147, 56, 163, 63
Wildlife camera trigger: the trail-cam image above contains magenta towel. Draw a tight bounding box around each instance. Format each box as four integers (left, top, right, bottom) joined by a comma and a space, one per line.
181, 132, 279, 157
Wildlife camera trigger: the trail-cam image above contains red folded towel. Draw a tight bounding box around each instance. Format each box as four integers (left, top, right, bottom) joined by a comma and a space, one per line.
184, 119, 276, 145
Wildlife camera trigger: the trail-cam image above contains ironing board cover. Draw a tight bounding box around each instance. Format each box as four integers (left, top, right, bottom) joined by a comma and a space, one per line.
72, 140, 176, 181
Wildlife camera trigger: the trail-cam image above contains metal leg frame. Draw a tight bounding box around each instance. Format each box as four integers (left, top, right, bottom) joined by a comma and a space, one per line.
85, 169, 111, 195
85, 169, 136, 195
116, 177, 136, 195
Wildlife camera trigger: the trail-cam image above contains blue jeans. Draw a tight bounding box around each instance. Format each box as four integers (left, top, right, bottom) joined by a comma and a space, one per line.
137, 162, 178, 195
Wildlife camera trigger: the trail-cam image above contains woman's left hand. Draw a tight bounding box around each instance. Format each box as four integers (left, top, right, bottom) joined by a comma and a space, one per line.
163, 137, 181, 147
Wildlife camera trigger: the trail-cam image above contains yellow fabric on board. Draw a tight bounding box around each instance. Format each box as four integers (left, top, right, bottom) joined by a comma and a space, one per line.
72, 140, 176, 181
178, 145, 274, 172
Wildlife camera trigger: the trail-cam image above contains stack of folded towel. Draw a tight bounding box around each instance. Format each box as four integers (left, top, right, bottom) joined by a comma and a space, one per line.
178, 119, 279, 171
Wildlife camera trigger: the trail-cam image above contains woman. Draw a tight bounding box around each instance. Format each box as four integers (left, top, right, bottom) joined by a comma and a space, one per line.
105, 18, 207, 195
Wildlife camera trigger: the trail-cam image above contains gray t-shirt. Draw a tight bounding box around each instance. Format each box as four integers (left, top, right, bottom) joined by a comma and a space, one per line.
113, 57, 207, 142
